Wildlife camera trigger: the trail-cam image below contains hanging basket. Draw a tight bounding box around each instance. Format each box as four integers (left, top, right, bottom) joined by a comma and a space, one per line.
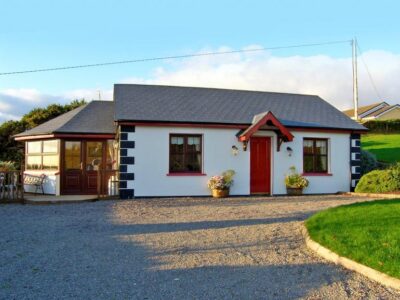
211, 189, 229, 198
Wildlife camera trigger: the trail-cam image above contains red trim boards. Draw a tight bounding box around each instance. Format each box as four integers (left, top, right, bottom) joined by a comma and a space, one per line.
238, 111, 294, 142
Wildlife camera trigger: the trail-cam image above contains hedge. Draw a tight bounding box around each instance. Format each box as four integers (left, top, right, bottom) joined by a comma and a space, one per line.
355, 163, 400, 193
363, 120, 400, 133
360, 149, 378, 175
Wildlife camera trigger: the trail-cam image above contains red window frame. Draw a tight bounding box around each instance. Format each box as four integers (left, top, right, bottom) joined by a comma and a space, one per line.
303, 138, 329, 174
169, 134, 203, 174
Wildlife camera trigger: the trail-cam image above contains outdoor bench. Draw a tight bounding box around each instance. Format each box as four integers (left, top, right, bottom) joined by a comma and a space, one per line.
24, 174, 46, 195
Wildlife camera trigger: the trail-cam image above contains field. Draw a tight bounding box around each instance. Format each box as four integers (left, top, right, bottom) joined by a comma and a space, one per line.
361, 133, 400, 163
306, 200, 400, 279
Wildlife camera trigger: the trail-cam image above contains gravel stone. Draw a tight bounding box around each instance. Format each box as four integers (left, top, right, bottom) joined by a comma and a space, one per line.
0, 195, 399, 299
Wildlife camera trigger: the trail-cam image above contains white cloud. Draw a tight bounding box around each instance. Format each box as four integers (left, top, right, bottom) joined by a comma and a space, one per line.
123, 47, 400, 110
0, 112, 20, 121
1, 88, 48, 103
0, 88, 112, 123
1, 46, 399, 124
0, 101, 12, 112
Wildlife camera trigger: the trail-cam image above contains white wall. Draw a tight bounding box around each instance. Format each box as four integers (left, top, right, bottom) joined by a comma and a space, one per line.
129, 126, 351, 197
23, 170, 59, 195
254, 131, 351, 194
130, 127, 249, 197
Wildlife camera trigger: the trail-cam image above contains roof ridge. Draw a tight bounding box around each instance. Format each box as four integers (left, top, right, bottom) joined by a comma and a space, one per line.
114, 83, 319, 98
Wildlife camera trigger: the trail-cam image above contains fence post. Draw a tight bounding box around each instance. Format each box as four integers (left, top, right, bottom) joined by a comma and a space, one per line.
96, 168, 101, 201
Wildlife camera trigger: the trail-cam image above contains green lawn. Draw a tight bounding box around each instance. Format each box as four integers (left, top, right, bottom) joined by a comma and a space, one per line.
306, 200, 400, 279
361, 133, 400, 163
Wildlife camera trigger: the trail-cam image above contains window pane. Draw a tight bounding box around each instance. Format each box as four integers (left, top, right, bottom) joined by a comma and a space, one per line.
27, 141, 41, 154
106, 140, 117, 170
86, 142, 103, 171
315, 140, 327, 155
187, 136, 201, 151
43, 155, 59, 170
27, 156, 41, 170
43, 140, 58, 153
170, 154, 185, 172
315, 155, 328, 172
171, 137, 184, 153
303, 155, 314, 173
65, 141, 81, 170
303, 140, 314, 154
186, 153, 201, 172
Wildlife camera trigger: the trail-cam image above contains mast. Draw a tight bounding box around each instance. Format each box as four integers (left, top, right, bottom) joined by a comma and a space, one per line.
352, 38, 359, 120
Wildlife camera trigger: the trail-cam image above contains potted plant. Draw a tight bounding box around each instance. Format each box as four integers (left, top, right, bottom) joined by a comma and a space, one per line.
207, 170, 236, 198
285, 166, 309, 195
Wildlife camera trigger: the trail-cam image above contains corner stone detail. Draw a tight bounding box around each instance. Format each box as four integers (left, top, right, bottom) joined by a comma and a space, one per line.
119, 125, 135, 199
350, 133, 361, 191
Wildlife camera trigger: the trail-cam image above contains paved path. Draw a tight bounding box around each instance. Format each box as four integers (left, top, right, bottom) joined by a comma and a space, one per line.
1, 195, 399, 299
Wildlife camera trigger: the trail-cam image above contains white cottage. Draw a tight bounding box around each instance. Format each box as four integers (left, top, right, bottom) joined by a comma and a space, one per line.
15, 84, 366, 198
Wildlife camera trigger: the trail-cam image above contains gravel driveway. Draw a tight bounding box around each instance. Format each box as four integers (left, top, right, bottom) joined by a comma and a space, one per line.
1, 195, 399, 299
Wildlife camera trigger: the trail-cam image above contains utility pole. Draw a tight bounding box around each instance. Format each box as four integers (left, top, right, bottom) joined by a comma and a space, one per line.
352, 38, 359, 120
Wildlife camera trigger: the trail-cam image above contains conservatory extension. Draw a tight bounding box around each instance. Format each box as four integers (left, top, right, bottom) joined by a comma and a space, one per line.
14, 101, 118, 196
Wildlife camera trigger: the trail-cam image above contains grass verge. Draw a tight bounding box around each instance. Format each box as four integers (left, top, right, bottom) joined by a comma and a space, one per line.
305, 200, 400, 279
361, 134, 400, 163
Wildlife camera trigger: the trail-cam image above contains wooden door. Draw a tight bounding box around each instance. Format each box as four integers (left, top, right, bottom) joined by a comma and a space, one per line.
83, 141, 104, 194
250, 137, 271, 194
63, 141, 83, 194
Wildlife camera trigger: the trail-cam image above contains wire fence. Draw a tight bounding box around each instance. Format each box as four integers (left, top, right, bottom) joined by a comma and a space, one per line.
0, 171, 25, 203
0, 168, 120, 203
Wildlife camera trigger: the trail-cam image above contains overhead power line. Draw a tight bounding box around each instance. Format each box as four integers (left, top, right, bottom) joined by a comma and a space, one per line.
0, 40, 351, 76
356, 41, 382, 100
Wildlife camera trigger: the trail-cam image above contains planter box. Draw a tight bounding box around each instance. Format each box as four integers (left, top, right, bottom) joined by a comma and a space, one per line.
286, 187, 303, 196
212, 189, 229, 198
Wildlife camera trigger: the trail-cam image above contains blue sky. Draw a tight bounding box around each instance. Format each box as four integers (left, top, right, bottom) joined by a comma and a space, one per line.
0, 0, 399, 122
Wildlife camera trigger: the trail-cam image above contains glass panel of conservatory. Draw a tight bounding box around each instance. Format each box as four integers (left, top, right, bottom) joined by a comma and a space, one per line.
27, 141, 42, 154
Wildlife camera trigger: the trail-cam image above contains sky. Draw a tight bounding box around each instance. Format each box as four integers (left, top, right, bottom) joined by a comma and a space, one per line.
1, 0, 399, 123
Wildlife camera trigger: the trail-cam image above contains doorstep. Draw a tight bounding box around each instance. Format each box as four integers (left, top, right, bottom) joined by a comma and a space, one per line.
24, 194, 99, 204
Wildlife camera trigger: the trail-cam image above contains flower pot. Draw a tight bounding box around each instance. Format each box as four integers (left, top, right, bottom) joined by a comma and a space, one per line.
212, 188, 229, 198
286, 187, 303, 196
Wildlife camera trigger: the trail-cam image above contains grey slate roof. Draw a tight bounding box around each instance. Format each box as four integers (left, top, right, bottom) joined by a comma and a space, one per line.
114, 84, 366, 131
15, 101, 115, 137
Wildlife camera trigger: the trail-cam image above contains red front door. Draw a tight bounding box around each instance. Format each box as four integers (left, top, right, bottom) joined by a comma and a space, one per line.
250, 137, 271, 194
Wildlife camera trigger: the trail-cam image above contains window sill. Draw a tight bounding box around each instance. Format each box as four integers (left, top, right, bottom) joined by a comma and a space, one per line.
167, 173, 207, 176
25, 170, 60, 175
302, 173, 332, 176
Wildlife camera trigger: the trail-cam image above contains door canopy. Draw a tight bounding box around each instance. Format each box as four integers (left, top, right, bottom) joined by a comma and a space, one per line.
237, 111, 294, 151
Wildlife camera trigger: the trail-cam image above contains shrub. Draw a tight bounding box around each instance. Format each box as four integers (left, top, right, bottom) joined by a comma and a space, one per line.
389, 162, 400, 182
355, 164, 400, 193
360, 150, 378, 175
0, 161, 16, 172
363, 120, 400, 133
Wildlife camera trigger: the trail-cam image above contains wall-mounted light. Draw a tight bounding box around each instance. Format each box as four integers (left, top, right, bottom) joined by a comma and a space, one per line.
231, 145, 239, 156
242, 141, 248, 151
286, 146, 293, 157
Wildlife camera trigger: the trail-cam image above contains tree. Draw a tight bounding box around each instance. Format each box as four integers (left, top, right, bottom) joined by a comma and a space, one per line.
0, 120, 27, 165
21, 99, 86, 129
